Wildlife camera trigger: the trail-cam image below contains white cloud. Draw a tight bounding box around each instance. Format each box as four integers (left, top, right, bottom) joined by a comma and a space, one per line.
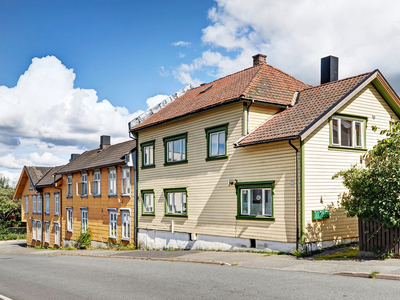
0, 154, 31, 169
174, 0, 400, 89
29, 152, 68, 166
158, 66, 170, 77
0, 170, 21, 186
178, 52, 185, 58
172, 41, 191, 47
146, 94, 169, 109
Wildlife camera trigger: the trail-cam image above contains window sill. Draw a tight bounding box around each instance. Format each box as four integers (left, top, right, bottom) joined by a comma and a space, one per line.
120, 194, 131, 198
66, 230, 73, 233
80, 195, 88, 198
164, 214, 188, 218
142, 213, 155, 217
108, 194, 117, 198
121, 237, 131, 241
328, 146, 367, 152
54, 214, 59, 217
92, 194, 101, 198
45, 213, 50, 215
206, 155, 228, 162
164, 160, 188, 167
108, 236, 117, 240
141, 165, 156, 169
236, 215, 275, 221
66, 196, 73, 199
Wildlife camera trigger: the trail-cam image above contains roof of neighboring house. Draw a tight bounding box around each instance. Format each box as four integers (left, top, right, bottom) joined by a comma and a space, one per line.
132, 63, 310, 131
25, 166, 53, 186
56, 140, 136, 174
236, 72, 373, 146
36, 165, 65, 187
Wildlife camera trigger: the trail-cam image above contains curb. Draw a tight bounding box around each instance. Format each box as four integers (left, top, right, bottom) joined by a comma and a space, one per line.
333, 272, 400, 281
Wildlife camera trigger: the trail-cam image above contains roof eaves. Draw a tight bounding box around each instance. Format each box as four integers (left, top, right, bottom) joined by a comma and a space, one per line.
236, 135, 300, 148
299, 70, 377, 140
56, 161, 126, 175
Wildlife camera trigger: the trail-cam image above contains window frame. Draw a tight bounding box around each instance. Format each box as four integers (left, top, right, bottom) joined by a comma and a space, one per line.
32, 219, 37, 240
120, 167, 131, 197
44, 193, 50, 215
329, 114, 367, 152
120, 209, 131, 241
78, 172, 88, 197
163, 133, 188, 166
93, 170, 101, 197
108, 208, 117, 239
66, 207, 73, 232
24, 195, 29, 214
32, 195, 37, 214
80, 207, 88, 233
141, 140, 155, 169
164, 187, 188, 217
108, 167, 117, 196
29, 180, 33, 190
54, 222, 60, 245
44, 221, 50, 244
36, 220, 42, 241
235, 181, 275, 221
141, 189, 155, 216
205, 123, 228, 161
37, 195, 42, 214
67, 175, 73, 198
54, 192, 60, 216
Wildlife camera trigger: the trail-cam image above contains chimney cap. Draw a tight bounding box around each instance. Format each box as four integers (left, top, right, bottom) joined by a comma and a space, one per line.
252, 54, 267, 66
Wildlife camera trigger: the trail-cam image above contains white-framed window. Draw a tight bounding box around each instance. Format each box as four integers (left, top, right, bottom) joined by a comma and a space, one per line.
24, 195, 29, 214
67, 175, 73, 197
108, 209, 117, 238
32, 195, 37, 214
240, 188, 272, 216
37, 195, 42, 214
165, 190, 187, 215
331, 117, 365, 148
109, 168, 117, 195
167, 138, 186, 163
45, 221, 50, 244
121, 167, 131, 196
54, 193, 60, 215
142, 141, 155, 167
45, 193, 50, 214
92, 170, 101, 196
32, 219, 37, 240
121, 209, 131, 240
142, 191, 154, 214
77, 172, 88, 196
36, 220, 41, 241
54, 222, 60, 245
81, 207, 88, 233
66, 207, 73, 232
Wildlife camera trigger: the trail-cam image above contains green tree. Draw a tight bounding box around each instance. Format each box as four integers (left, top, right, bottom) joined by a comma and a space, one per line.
0, 175, 20, 231
334, 121, 400, 229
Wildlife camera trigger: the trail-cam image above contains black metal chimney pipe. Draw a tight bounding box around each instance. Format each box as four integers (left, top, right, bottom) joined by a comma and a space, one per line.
321, 55, 338, 84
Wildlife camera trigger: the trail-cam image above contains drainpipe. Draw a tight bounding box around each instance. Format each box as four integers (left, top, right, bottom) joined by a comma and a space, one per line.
54, 175, 63, 247
288, 140, 300, 251
247, 100, 254, 134
41, 191, 44, 247
129, 131, 138, 247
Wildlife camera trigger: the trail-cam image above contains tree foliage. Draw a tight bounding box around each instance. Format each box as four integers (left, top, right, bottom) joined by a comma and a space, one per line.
0, 175, 20, 231
334, 121, 400, 229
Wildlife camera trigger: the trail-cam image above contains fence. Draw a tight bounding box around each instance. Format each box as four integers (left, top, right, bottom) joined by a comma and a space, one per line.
358, 219, 400, 253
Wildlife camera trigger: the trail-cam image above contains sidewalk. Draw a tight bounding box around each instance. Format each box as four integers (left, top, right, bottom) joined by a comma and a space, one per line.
2, 240, 400, 280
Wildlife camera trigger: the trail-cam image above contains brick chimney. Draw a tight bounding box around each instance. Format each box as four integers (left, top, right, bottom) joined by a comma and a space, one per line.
252, 54, 267, 66
100, 135, 111, 149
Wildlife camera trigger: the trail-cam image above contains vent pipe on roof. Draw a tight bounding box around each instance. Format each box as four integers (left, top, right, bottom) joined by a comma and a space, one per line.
100, 135, 111, 149
321, 55, 338, 84
70, 154, 80, 162
252, 54, 267, 66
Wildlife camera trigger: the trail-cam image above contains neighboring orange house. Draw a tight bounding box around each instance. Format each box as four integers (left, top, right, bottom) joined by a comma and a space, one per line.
54, 136, 136, 247
14, 165, 63, 247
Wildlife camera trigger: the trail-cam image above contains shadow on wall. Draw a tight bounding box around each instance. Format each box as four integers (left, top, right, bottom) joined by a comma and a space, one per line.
304, 199, 358, 252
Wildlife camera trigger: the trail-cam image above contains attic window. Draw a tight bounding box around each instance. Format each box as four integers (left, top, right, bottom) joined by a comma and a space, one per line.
200, 85, 214, 94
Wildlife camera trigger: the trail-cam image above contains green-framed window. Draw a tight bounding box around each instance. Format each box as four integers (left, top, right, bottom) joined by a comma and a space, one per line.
163, 133, 188, 166
141, 189, 155, 216
329, 114, 367, 152
205, 123, 228, 161
141, 140, 155, 169
164, 187, 188, 217
235, 181, 275, 221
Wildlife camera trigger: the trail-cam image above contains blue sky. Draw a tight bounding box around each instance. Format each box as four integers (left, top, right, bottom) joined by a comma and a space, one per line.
1, 0, 400, 183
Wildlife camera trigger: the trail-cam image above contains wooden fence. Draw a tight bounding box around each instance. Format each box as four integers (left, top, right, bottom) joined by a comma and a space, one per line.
358, 219, 400, 253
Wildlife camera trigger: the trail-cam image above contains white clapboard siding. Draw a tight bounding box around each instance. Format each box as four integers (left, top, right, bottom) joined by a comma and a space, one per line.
248, 104, 280, 132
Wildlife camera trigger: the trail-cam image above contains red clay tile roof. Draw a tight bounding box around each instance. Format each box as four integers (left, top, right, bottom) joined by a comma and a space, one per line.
132, 63, 309, 131
237, 72, 373, 146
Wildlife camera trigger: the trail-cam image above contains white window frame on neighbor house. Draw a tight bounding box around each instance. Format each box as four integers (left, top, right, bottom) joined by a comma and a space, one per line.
331, 115, 366, 149
93, 170, 101, 196
54, 192, 60, 215
108, 208, 117, 239
77, 172, 88, 197
37, 195, 42, 214
66, 207, 73, 232
67, 175, 73, 197
45, 221, 50, 244
164, 188, 187, 216
24, 195, 29, 214
32, 195, 37, 214
81, 207, 88, 233
32, 219, 37, 240
108, 168, 117, 196
121, 167, 131, 196
54, 222, 60, 245
45, 193, 50, 215
120, 209, 131, 240
36, 220, 41, 241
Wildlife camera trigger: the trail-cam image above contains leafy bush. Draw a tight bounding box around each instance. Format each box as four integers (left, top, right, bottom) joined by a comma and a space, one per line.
77, 228, 92, 249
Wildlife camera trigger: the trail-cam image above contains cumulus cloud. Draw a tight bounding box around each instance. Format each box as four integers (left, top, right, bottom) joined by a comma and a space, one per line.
29, 152, 68, 166
0, 170, 21, 186
0, 154, 31, 169
174, 0, 400, 91
172, 41, 191, 47
146, 94, 169, 109
158, 66, 170, 77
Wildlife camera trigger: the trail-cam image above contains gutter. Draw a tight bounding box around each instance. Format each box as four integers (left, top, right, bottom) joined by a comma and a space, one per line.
288, 140, 300, 251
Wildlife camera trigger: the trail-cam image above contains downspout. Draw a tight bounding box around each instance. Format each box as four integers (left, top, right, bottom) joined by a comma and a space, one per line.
288, 140, 300, 251
41, 191, 44, 247
54, 175, 63, 247
129, 131, 138, 247
247, 100, 254, 134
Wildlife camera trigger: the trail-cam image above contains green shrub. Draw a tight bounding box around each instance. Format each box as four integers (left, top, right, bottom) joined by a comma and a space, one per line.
77, 228, 92, 249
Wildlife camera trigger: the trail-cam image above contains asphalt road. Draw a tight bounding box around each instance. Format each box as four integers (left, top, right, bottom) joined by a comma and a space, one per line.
0, 253, 399, 300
